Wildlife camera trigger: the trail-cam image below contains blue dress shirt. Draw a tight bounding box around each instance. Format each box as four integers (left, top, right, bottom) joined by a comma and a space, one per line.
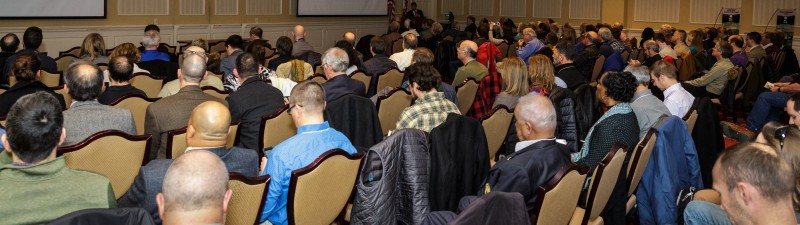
140, 50, 170, 62
516, 38, 544, 64
259, 121, 357, 225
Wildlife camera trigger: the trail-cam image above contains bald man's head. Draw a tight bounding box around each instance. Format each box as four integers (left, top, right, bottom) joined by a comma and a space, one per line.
183, 45, 206, 57
181, 54, 207, 83
403, 33, 418, 50
585, 31, 601, 45
459, 40, 478, 60
64, 62, 103, 101
343, 32, 356, 46
515, 94, 556, 140
187, 101, 231, 147
158, 150, 230, 220
293, 25, 306, 40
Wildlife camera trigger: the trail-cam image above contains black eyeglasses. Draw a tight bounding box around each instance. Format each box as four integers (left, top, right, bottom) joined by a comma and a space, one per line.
774, 125, 789, 151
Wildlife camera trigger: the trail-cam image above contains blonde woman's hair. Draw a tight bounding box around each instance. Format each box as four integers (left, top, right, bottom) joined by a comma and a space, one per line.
110, 43, 141, 63
80, 33, 107, 61
527, 54, 555, 90
500, 57, 529, 97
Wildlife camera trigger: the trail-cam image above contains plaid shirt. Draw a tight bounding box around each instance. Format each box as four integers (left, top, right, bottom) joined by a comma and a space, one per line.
467, 72, 503, 119
610, 40, 627, 52
396, 92, 461, 132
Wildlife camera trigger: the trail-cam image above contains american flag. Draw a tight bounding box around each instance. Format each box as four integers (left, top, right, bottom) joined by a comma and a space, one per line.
388, 0, 395, 21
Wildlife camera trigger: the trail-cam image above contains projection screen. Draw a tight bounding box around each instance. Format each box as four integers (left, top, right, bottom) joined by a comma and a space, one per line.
297, 0, 387, 16
0, 0, 106, 18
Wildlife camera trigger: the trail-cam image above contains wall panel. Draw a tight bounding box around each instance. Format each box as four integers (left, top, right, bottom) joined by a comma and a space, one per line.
569, 0, 601, 20
634, 0, 679, 23
689, 0, 741, 24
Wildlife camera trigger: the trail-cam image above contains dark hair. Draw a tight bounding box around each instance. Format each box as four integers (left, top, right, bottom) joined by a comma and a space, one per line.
410, 2, 416, 6
771, 32, 784, 46
276, 36, 293, 56
369, 36, 387, 55
467, 16, 476, 22
12, 54, 40, 82
109, 55, 134, 82
412, 47, 434, 65
717, 41, 733, 58
144, 24, 160, 33
652, 33, 667, 43
747, 32, 762, 44
1, 33, 20, 53
790, 93, 800, 112
555, 39, 578, 60
729, 35, 744, 48
389, 21, 401, 32
477, 23, 490, 39
406, 63, 441, 92
65, 62, 103, 101
610, 28, 621, 40
225, 35, 244, 50
601, 71, 637, 102
246, 40, 271, 65
706, 27, 719, 40
334, 40, 361, 68
545, 32, 558, 46
235, 53, 260, 79
6, 92, 63, 164
584, 24, 597, 33
640, 27, 655, 48
249, 26, 263, 38
23, 26, 43, 50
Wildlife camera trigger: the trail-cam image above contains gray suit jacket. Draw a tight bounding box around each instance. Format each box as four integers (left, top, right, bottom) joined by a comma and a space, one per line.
62, 100, 136, 146
117, 146, 259, 224
144, 85, 227, 159
292, 39, 315, 57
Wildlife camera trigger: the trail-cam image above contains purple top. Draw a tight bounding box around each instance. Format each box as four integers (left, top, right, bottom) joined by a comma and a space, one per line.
729, 51, 749, 67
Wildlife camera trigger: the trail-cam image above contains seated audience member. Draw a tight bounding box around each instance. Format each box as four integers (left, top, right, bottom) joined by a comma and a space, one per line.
630, 40, 663, 68
552, 40, 586, 90
745, 32, 765, 64
0, 33, 19, 73
98, 55, 147, 104
723, 91, 800, 142
137, 24, 171, 54
452, 40, 488, 85
571, 71, 640, 225
763, 32, 780, 54
157, 46, 224, 97
145, 54, 228, 159
684, 41, 734, 98
529, 54, 567, 94
597, 27, 615, 57
157, 150, 233, 225
626, 64, 670, 137
227, 53, 284, 150
362, 36, 398, 77
105, 42, 151, 82
62, 62, 136, 145
464, 16, 477, 37
291, 25, 315, 57
320, 47, 366, 102
639, 27, 655, 49
119, 101, 258, 223
76, 33, 109, 65
259, 81, 357, 225
246, 40, 276, 80
0, 54, 66, 116
383, 21, 402, 49
267, 36, 296, 71
673, 29, 691, 58
0, 92, 115, 224
220, 35, 245, 91
493, 57, 529, 109
574, 31, 601, 80
390, 33, 418, 71
515, 28, 544, 64
727, 35, 749, 67
139, 30, 170, 62
396, 63, 460, 132
654, 33, 677, 59
412, 48, 458, 104
610, 28, 628, 53
651, 60, 695, 117
684, 140, 798, 225
2, 27, 57, 85
333, 40, 363, 74
342, 31, 363, 61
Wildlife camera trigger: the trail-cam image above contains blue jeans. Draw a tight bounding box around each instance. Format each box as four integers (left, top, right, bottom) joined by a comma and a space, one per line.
683, 201, 732, 225
746, 91, 789, 132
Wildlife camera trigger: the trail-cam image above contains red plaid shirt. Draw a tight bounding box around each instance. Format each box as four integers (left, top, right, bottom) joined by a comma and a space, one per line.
467, 43, 504, 119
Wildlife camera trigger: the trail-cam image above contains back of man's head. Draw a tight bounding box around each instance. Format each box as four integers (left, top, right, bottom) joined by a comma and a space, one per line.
652, 33, 667, 44
188, 101, 231, 145
1, 33, 20, 53
728, 35, 744, 49
23, 26, 43, 50
3, 92, 63, 164
235, 53, 260, 80
369, 36, 386, 56
746, 32, 762, 45
109, 55, 134, 83
555, 39, 578, 61
276, 36, 293, 56
321, 47, 350, 73
406, 63, 441, 92
293, 25, 306, 40
598, 27, 612, 41
181, 54, 207, 83
403, 33, 418, 50
412, 47, 435, 65
64, 62, 103, 101
516, 94, 556, 138
585, 31, 600, 45
249, 26, 263, 39
624, 64, 651, 87
459, 40, 478, 59
651, 60, 677, 80
644, 40, 659, 53
717, 142, 794, 203
676, 30, 687, 43
144, 24, 160, 33
290, 81, 326, 116
158, 150, 230, 223
343, 32, 357, 46
226, 35, 244, 50
389, 21, 401, 33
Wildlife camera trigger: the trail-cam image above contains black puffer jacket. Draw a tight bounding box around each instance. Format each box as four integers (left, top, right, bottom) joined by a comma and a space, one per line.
351, 129, 430, 225
549, 86, 579, 153
574, 84, 601, 145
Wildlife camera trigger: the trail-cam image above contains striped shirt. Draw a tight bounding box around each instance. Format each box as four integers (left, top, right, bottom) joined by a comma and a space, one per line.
396, 92, 461, 132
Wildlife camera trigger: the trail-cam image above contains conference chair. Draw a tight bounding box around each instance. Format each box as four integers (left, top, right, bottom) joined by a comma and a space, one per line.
392, 39, 404, 55
0, 87, 6, 95
165, 127, 188, 159
591, 55, 606, 83
480, 105, 514, 164
209, 70, 224, 81
625, 129, 657, 214
307, 74, 327, 84
160, 43, 177, 55
51, 85, 73, 109
508, 44, 520, 58
111, 94, 160, 135
96, 63, 109, 72
40, 69, 63, 87
129, 72, 165, 98
264, 51, 279, 66
621, 50, 630, 63
202, 86, 231, 100
531, 163, 589, 225
55, 54, 79, 71
57, 130, 152, 199
59, 46, 81, 57
374, 67, 404, 92
682, 107, 699, 134
570, 144, 628, 225
259, 105, 296, 151
209, 40, 227, 53
226, 173, 271, 225
0, 116, 6, 127
348, 71, 370, 94
375, 88, 413, 135
455, 78, 479, 114
315, 65, 323, 74
286, 149, 364, 225
497, 42, 510, 58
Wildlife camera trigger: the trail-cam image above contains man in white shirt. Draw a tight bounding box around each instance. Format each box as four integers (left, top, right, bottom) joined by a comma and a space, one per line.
650, 60, 695, 117
654, 33, 677, 59
389, 33, 417, 71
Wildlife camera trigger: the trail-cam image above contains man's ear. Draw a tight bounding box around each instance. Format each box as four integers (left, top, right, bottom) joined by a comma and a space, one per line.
186, 125, 196, 139
156, 193, 166, 220
58, 128, 66, 146
737, 182, 755, 207
222, 189, 233, 213
2, 134, 12, 154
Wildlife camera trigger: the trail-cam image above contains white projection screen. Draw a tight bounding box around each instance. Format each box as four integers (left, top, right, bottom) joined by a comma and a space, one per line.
297, 0, 387, 16
0, 0, 106, 18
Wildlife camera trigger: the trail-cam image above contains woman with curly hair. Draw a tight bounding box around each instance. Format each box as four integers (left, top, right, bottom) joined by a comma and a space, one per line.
572, 70, 640, 225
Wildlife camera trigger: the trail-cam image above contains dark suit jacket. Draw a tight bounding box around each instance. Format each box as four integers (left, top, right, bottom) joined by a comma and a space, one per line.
267, 54, 295, 71
144, 85, 227, 159
0, 80, 65, 116
226, 78, 285, 150
117, 146, 259, 224
362, 54, 397, 77
575, 44, 600, 80
137, 60, 178, 84
97, 85, 147, 105
479, 139, 570, 210
599, 41, 615, 57
2, 49, 57, 85
321, 74, 366, 102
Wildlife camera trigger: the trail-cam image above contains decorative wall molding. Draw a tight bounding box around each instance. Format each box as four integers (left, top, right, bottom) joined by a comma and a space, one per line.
634, 0, 680, 23
118, 0, 170, 15
533, 0, 562, 19
689, 0, 741, 24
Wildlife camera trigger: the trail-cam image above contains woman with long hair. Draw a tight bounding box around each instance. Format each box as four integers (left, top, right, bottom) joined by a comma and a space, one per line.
493, 57, 529, 109
78, 33, 109, 64
527, 54, 556, 96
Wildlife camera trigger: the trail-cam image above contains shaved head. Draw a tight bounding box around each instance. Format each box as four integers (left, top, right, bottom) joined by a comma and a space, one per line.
343, 32, 356, 45
160, 150, 229, 213
293, 25, 306, 40
459, 40, 478, 60
585, 31, 600, 45
181, 54, 207, 83
187, 101, 231, 145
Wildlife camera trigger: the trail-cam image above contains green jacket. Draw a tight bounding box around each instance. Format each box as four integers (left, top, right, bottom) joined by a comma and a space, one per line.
453, 60, 489, 86
0, 152, 115, 224
687, 58, 733, 96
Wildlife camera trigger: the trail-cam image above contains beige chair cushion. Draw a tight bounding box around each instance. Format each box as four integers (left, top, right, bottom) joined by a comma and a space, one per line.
376, 88, 412, 135
130, 73, 165, 98
166, 128, 188, 159
568, 207, 585, 225
56, 54, 78, 72
349, 71, 371, 94
626, 194, 637, 214
586, 146, 627, 221
455, 79, 479, 114
308, 74, 327, 84
52, 86, 73, 109
226, 175, 270, 225
684, 109, 699, 134
202, 87, 230, 100
261, 106, 296, 150
481, 106, 513, 160
112, 95, 156, 135
289, 151, 362, 225
626, 129, 657, 198
591, 55, 606, 82
535, 169, 587, 225
40, 70, 62, 87
375, 69, 404, 91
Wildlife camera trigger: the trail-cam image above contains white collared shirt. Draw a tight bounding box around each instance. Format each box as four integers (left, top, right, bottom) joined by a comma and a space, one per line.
663, 83, 695, 117
514, 138, 566, 152
390, 48, 416, 71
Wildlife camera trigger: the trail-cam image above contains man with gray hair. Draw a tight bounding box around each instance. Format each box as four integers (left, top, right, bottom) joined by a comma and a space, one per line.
320, 47, 366, 102
390, 33, 418, 71
515, 27, 544, 64
598, 27, 615, 57
140, 30, 170, 62
157, 150, 232, 225
625, 65, 670, 137
145, 54, 228, 159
